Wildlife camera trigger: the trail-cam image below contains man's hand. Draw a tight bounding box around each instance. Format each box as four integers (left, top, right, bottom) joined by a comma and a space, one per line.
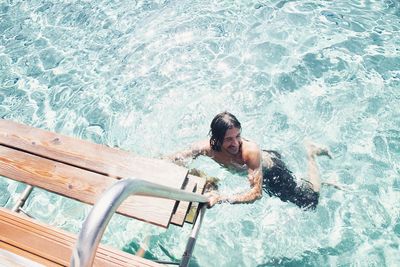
205, 191, 221, 208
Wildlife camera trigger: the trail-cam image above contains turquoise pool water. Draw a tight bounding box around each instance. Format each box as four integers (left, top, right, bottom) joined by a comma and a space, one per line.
1, 0, 399, 266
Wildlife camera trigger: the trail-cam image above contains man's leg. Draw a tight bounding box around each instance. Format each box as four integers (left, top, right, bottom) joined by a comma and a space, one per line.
305, 141, 332, 192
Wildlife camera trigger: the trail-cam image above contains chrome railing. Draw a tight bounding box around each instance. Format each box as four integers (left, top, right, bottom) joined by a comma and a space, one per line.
70, 178, 209, 267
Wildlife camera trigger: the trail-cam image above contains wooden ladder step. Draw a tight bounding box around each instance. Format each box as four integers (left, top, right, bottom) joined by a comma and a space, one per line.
0, 119, 193, 228
0, 145, 176, 227
0, 120, 208, 267
0, 120, 188, 186
0, 207, 163, 267
0, 119, 188, 185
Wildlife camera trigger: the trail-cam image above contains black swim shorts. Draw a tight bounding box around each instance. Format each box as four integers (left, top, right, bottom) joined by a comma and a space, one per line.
262, 150, 319, 210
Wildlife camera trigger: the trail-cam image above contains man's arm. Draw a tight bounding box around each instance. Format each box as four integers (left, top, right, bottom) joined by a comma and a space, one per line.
209, 144, 263, 206
166, 139, 210, 167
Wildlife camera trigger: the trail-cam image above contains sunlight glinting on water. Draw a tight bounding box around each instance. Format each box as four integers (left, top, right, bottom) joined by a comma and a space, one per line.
1, 0, 399, 266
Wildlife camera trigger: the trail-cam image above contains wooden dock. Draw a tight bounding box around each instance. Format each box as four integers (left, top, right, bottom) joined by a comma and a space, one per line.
0, 120, 206, 266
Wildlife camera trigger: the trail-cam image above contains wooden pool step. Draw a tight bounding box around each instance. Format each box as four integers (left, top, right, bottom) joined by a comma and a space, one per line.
0, 119, 207, 266
0, 119, 204, 228
0, 207, 162, 267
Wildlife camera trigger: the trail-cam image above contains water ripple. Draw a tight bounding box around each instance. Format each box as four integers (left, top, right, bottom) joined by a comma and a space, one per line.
0, 0, 399, 265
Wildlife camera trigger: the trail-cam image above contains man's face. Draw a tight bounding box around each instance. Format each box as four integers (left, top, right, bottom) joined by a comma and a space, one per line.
222, 127, 242, 155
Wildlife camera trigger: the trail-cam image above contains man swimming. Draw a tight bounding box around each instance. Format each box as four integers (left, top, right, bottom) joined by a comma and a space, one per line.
168, 111, 332, 209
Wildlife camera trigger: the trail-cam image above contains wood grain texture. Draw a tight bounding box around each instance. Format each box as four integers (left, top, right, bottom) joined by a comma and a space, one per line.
0, 120, 194, 228
0, 120, 188, 188
0, 208, 163, 267
0, 145, 176, 228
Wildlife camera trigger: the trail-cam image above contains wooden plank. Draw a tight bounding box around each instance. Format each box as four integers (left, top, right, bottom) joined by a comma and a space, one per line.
0, 120, 188, 189
0, 208, 163, 267
185, 175, 207, 224
170, 176, 198, 226
0, 145, 175, 228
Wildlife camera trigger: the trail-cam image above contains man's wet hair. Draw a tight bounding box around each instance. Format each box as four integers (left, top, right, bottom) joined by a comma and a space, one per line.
209, 111, 241, 151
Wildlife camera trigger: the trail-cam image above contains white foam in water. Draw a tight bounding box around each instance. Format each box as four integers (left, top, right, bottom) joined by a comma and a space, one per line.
1, 0, 399, 266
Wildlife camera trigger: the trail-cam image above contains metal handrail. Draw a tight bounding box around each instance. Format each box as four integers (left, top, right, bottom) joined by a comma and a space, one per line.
180, 205, 207, 266
70, 178, 209, 267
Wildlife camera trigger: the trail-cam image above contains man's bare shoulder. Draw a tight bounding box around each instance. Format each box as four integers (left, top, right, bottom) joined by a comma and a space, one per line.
242, 139, 260, 154
242, 139, 261, 166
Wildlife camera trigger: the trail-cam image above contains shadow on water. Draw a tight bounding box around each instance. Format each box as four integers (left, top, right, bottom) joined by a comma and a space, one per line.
122, 238, 201, 267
